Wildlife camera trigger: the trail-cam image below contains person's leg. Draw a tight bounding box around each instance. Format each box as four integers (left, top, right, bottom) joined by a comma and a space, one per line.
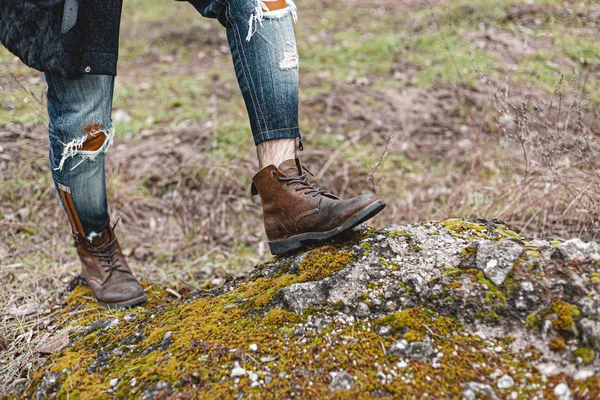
46, 73, 146, 308
190, 0, 386, 254
189, 0, 301, 169
46, 73, 114, 238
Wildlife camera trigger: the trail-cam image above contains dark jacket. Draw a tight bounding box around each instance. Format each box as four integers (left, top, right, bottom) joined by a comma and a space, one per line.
0, 0, 123, 78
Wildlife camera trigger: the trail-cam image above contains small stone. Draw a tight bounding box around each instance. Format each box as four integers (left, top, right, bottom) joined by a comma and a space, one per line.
249, 343, 258, 352
290, 253, 307, 274
264, 375, 273, 384
553, 382, 571, 400
249, 372, 258, 382
293, 324, 305, 336
462, 382, 500, 400
397, 361, 407, 368
102, 318, 119, 331
520, 282, 534, 292
489, 369, 503, 380
329, 370, 354, 392
231, 362, 246, 378
579, 318, 600, 350
384, 301, 397, 312
129, 378, 137, 387
573, 369, 594, 381
124, 313, 137, 322
376, 325, 391, 336
388, 339, 409, 356
578, 297, 599, 317
536, 363, 561, 376
355, 302, 370, 318
388, 338, 434, 360
156, 380, 170, 390
496, 374, 514, 389
476, 240, 523, 285
110, 378, 119, 387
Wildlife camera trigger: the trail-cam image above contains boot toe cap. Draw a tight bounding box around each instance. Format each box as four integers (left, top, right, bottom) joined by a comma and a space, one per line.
94, 279, 147, 307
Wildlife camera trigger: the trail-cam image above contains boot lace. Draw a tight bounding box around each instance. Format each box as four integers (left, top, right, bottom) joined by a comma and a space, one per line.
277, 167, 332, 198
88, 235, 131, 278
75, 221, 131, 280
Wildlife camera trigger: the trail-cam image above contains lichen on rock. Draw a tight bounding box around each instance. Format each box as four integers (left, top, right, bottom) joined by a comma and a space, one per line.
6, 219, 600, 399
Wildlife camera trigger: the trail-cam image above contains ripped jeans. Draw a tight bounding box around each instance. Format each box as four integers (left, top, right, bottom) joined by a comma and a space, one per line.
46, 0, 301, 240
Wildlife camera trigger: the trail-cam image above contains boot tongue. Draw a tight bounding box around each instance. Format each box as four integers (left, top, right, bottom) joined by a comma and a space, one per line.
278, 158, 302, 177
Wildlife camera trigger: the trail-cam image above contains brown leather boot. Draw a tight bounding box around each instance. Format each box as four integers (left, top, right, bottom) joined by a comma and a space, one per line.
74, 224, 147, 309
252, 158, 386, 255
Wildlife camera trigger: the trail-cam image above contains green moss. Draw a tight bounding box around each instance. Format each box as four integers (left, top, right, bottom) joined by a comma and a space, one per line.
448, 281, 462, 289
525, 313, 542, 330
551, 300, 578, 336
360, 242, 372, 251
387, 229, 413, 241
476, 271, 507, 306
476, 309, 499, 322
299, 245, 355, 282
502, 277, 520, 295
573, 347, 595, 365
460, 245, 477, 257
262, 308, 302, 325
492, 225, 521, 240
548, 336, 566, 352
441, 266, 463, 277
592, 272, 600, 285
376, 308, 455, 337
443, 219, 486, 234
525, 250, 540, 258
404, 329, 425, 342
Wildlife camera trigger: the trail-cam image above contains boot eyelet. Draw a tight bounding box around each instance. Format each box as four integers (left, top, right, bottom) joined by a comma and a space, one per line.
270, 170, 276, 178
285, 183, 290, 186
277, 177, 282, 182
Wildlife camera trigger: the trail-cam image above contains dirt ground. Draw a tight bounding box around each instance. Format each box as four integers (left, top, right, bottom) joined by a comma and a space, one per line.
0, 0, 599, 391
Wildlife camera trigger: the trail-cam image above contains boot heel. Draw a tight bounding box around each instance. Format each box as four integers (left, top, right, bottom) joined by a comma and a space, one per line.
269, 238, 304, 255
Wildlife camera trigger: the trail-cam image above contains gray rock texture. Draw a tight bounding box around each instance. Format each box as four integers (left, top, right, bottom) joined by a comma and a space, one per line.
476, 239, 523, 285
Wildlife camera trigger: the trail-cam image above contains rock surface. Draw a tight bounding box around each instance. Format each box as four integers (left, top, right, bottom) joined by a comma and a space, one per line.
5, 219, 600, 399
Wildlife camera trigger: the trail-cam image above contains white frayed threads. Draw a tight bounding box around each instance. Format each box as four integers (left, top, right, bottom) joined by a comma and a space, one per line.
55, 126, 115, 172
279, 51, 299, 70
246, 0, 298, 42
87, 230, 102, 242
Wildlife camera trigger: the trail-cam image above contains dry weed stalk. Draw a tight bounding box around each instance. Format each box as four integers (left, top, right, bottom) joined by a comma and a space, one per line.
472, 53, 599, 237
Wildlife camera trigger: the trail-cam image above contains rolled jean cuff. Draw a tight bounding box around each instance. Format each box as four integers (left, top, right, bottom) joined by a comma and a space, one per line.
253, 126, 301, 145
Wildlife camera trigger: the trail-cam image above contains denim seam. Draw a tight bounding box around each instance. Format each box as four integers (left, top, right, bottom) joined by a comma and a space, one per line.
254, 126, 300, 143
47, 77, 66, 142
219, 0, 269, 133
46, 76, 66, 179
258, 126, 299, 135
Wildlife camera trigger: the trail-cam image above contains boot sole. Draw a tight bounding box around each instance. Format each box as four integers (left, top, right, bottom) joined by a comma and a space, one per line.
268, 199, 386, 255
97, 293, 148, 309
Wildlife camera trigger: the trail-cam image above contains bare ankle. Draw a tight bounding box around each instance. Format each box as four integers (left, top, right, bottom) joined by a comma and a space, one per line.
256, 138, 297, 169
